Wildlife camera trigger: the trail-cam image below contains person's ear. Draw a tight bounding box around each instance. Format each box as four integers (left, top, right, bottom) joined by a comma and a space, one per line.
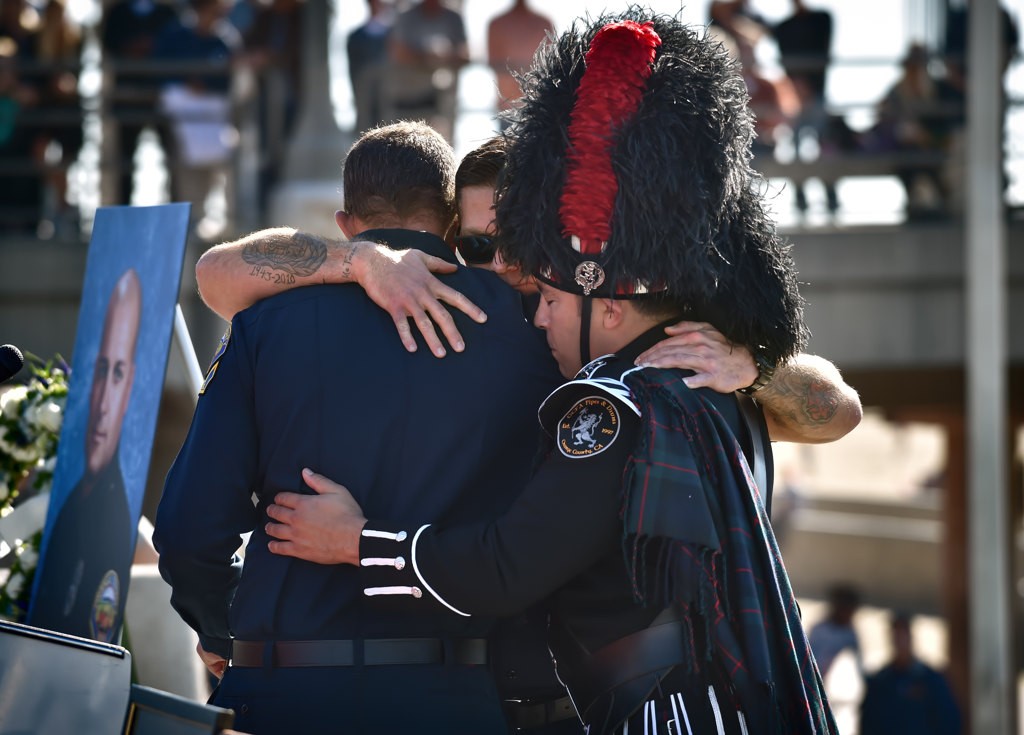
600, 298, 625, 329
335, 210, 357, 239
443, 214, 460, 246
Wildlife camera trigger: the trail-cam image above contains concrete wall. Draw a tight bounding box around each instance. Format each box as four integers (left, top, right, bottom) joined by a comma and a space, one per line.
6, 221, 1021, 373
780, 497, 945, 615
790, 221, 1024, 369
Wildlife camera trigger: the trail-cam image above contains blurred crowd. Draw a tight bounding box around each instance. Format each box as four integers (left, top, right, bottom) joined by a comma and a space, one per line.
0, 0, 304, 238
806, 584, 963, 735
0, 0, 1019, 240
349, 0, 1020, 223
705, 0, 1019, 221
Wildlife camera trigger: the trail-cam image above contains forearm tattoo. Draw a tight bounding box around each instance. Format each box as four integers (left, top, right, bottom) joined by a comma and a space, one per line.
338, 242, 357, 281
760, 370, 840, 427
241, 232, 328, 278
803, 378, 841, 423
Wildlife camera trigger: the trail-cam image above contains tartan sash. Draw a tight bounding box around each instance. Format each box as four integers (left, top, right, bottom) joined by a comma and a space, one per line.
621, 368, 838, 735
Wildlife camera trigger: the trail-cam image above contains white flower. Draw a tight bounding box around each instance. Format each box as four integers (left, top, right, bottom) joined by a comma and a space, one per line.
40, 455, 57, 473
5, 572, 24, 599
16, 544, 37, 568
0, 426, 39, 464
33, 433, 51, 456
33, 400, 62, 433
0, 386, 27, 416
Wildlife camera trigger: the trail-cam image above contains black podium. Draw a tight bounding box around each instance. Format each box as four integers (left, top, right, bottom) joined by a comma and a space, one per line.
0, 619, 131, 734
123, 684, 235, 734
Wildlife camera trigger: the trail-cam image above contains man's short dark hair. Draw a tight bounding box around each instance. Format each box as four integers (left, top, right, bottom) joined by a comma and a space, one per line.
455, 136, 508, 196
890, 611, 913, 632
827, 583, 861, 609
343, 120, 456, 227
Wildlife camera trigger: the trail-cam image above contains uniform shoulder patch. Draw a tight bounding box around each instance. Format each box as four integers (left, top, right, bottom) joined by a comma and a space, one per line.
90, 569, 120, 643
557, 396, 621, 459
199, 324, 231, 395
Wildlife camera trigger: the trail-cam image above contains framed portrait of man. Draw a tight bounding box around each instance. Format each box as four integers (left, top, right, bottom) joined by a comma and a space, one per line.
27, 204, 190, 643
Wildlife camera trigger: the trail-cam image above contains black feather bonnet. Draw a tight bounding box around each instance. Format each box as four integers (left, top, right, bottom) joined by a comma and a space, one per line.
494, 6, 808, 365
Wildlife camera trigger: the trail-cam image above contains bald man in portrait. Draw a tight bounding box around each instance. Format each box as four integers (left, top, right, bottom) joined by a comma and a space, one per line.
30, 269, 142, 643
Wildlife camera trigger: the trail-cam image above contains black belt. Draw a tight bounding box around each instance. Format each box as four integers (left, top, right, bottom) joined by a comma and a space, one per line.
503, 696, 577, 730
551, 610, 687, 723
230, 638, 488, 668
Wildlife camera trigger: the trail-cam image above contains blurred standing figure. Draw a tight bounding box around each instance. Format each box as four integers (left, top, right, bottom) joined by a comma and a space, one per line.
708, 0, 800, 158
940, 4, 1018, 214
101, 0, 179, 205
0, 55, 38, 231
867, 43, 957, 219
346, 0, 392, 136
0, 0, 43, 231
807, 583, 862, 679
153, 0, 240, 239
385, 0, 468, 142
35, 0, 83, 237
859, 613, 961, 735
709, 0, 769, 62
0, 0, 39, 52
487, 0, 552, 132
770, 0, 836, 215
242, 0, 304, 210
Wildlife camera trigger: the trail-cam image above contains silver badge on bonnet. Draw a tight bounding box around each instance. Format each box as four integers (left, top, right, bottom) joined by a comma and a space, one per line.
574, 261, 606, 295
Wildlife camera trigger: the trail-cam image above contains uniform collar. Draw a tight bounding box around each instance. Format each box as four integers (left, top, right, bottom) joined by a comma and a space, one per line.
612, 319, 679, 364
356, 228, 459, 266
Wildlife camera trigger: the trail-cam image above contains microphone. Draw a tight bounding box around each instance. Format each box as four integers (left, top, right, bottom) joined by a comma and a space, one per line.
0, 344, 24, 384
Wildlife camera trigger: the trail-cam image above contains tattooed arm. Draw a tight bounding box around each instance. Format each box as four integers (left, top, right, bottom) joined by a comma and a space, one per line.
196, 228, 486, 357
196, 229, 348, 319
753, 354, 862, 444
634, 322, 862, 444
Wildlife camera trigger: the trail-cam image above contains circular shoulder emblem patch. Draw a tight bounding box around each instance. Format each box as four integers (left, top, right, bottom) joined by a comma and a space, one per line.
90, 569, 120, 643
557, 396, 621, 458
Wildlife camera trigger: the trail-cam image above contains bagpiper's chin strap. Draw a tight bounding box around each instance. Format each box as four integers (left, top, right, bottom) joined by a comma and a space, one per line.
579, 296, 593, 369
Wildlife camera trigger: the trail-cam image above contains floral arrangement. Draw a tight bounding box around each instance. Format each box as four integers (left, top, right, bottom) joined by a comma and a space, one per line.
0, 356, 69, 621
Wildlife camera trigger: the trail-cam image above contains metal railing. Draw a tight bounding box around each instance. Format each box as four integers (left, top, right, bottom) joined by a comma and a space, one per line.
1, 52, 1022, 238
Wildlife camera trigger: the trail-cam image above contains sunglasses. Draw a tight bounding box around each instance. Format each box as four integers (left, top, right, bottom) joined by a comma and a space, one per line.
454, 234, 497, 265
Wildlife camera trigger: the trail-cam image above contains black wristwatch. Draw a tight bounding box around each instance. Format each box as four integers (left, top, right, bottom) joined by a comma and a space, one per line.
739, 352, 776, 395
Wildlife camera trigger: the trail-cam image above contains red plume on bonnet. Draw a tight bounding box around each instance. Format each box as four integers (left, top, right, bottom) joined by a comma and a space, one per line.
559, 20, 662, 257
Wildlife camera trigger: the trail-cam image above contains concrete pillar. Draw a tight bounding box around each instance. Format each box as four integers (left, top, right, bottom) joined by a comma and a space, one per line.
281, 0, 351, 183
269, 0, 352, 238
965, 0, 1013, 733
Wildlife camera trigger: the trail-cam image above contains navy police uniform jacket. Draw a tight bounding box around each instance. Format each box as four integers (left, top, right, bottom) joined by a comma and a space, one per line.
154, 229, 561, 660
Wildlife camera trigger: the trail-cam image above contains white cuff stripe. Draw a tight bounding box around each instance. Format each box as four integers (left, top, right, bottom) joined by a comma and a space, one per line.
361, 557, 403, 568
411, 524, 470, 617
364, 586, 420, 597
361, 529, 407, 541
